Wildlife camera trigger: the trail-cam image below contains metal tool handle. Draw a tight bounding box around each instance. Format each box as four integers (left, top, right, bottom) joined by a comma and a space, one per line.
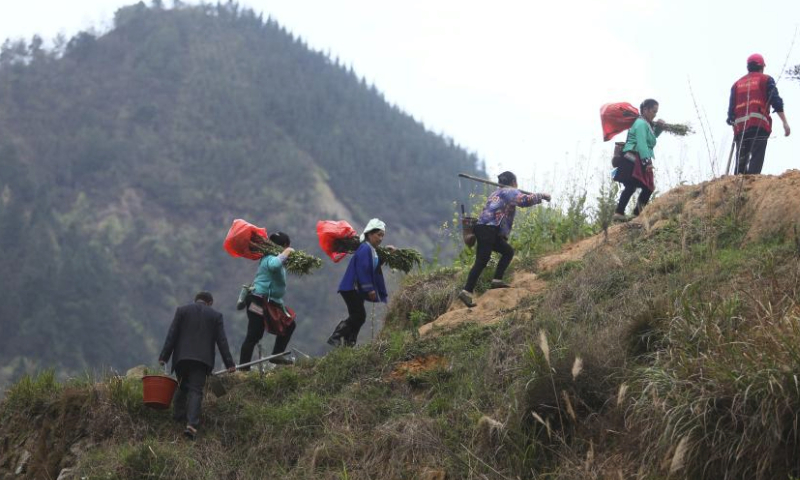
212, 350, 292, 375
725, 139, 736, 175
457, 173, 533, 195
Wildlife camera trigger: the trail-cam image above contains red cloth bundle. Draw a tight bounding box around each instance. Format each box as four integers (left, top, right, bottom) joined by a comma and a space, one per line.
600, 102, 639, 141
316, 220, 357, 263
223, 219, 267, 260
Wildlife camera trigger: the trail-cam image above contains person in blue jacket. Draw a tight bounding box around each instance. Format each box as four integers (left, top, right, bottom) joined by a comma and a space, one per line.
327, 218, 392, 347
239, 231, 296, 366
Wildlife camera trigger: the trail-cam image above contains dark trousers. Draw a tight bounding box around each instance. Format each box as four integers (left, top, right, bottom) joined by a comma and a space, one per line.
331, 290, 367, 346
464, 224, 514, 293
616, 181, 653, 215
735, 127, 769, 174
239, 309, 296, 367
173, 360, 207, 428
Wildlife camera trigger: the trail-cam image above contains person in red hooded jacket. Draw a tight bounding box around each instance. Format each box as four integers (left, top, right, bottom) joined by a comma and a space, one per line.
727, 53, 791, 175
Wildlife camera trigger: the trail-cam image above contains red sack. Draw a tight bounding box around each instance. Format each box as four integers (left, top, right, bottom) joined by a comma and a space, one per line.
600, 102, 639, 141
223, 219, 267, 260
316, 220, 357, 263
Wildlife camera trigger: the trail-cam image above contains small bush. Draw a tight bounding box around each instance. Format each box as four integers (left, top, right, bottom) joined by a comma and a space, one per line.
311, 345, 383, 394
107, 375, 145, 415
119, 441, 201, 479
1, 369, 61, 417
622, 299, 672, 360
629, 292, 800, 479
385, 267, 460, 330
248, 365, 302, 400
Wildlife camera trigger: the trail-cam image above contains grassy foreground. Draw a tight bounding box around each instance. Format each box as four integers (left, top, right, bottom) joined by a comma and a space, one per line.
3, 173, 800, 479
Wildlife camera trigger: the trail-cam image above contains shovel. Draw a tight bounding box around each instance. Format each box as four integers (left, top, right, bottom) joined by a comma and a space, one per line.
208, 351, 293, 397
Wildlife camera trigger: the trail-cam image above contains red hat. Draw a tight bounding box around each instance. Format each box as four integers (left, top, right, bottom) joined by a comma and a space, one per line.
747, 53, 765, 66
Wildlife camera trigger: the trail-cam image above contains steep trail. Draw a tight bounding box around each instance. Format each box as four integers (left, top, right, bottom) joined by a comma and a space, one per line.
420, 169, 800, 336
5, 171, 800, 479
419, 224, 629, 336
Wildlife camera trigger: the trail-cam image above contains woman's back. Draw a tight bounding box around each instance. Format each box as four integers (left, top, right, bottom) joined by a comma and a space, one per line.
253, 254, 287, 303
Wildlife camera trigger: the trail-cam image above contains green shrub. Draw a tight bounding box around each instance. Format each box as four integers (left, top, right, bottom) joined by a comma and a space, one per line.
108, 375, 145, 415
1, 369, 61, 417
385, 267, 460, 330
629, 290, 800, 479
311, 345, 383, 394
119, 441, 202, 479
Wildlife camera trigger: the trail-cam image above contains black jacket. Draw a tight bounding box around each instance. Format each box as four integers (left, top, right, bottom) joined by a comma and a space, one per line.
159, 301, 235, 373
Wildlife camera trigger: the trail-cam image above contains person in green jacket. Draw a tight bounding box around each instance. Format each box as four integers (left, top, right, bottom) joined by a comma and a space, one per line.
613, 98, 665, 221
239, 232, 296, 367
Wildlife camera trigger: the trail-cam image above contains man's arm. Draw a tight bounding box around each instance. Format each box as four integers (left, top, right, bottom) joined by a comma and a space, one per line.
766, 77, 790, 136
777, 111, 790, 136
214, 313, 236, 371
159, 307, 181, 364
727, 84, 736, 126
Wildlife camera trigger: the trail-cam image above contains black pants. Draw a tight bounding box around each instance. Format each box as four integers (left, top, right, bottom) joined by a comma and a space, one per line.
239, 308, 296, 367
173, 360, 207, 428
330, 290, 367, 346
735, 127, 769, 175
464, 224, 514, 293
615, 181, 652, 215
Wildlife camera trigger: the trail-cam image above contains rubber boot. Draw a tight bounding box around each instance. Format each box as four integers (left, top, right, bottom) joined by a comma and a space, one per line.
327, 320, 349, 347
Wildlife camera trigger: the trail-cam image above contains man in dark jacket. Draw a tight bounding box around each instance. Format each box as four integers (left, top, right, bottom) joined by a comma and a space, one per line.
159, 291, 236, 439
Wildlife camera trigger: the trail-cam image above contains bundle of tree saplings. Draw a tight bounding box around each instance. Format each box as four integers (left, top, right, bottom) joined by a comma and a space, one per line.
661, 122, 694, 136
249, 234, 322, 275
332, 236, 422, 273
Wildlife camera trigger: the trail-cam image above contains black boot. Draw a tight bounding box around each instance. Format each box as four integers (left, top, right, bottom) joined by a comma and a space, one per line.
327, 320, 348, 347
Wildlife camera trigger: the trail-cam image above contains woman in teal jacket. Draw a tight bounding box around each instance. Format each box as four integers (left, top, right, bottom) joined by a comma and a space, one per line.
240, 232, 295, 367
614, 98, 665, 221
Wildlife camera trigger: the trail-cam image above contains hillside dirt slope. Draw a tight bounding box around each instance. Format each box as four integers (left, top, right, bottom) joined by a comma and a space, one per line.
420, 170, 800, 336
4, 171, 800, 480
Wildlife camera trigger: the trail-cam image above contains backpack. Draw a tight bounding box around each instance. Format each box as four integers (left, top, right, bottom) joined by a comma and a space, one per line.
611, 142, 625, 168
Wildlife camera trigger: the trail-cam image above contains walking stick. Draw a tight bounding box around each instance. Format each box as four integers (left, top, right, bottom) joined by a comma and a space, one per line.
370, 302, 376, 341
725, 139, 736, 175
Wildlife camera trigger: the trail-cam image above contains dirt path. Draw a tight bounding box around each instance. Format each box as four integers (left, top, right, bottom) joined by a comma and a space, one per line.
419, 170, 800, 337
418, 225, 625, 336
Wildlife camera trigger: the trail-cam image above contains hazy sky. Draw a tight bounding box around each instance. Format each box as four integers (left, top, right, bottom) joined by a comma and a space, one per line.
2, 0, 799, 198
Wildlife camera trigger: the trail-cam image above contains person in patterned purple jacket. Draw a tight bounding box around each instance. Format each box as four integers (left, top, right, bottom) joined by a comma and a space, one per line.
458, 171, 550, 307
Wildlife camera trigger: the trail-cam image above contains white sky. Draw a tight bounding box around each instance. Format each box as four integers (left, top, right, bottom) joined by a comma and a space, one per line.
1, 0, 799, 200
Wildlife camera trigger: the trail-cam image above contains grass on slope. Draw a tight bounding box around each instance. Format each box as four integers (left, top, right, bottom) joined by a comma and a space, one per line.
5, 179, 800, 479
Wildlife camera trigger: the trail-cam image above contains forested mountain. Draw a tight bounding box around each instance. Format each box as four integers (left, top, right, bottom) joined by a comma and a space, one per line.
0, 1, 484, 386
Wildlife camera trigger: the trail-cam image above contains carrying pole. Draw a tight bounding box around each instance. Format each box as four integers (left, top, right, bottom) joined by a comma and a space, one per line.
457, 173, 533, 195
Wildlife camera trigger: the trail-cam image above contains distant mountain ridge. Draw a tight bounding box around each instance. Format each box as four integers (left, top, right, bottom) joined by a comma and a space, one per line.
0, 1, 485, 386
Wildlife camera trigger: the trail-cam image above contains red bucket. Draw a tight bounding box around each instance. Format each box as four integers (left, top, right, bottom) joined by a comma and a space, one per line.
142, 375, 178, 409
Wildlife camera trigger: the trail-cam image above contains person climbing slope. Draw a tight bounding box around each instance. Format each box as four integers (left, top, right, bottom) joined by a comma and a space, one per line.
613, 98, 663, 222
327, 218, 393, 347
240, 231, 297, 367
458, 171, 550, 308
159, 291, 236, 440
